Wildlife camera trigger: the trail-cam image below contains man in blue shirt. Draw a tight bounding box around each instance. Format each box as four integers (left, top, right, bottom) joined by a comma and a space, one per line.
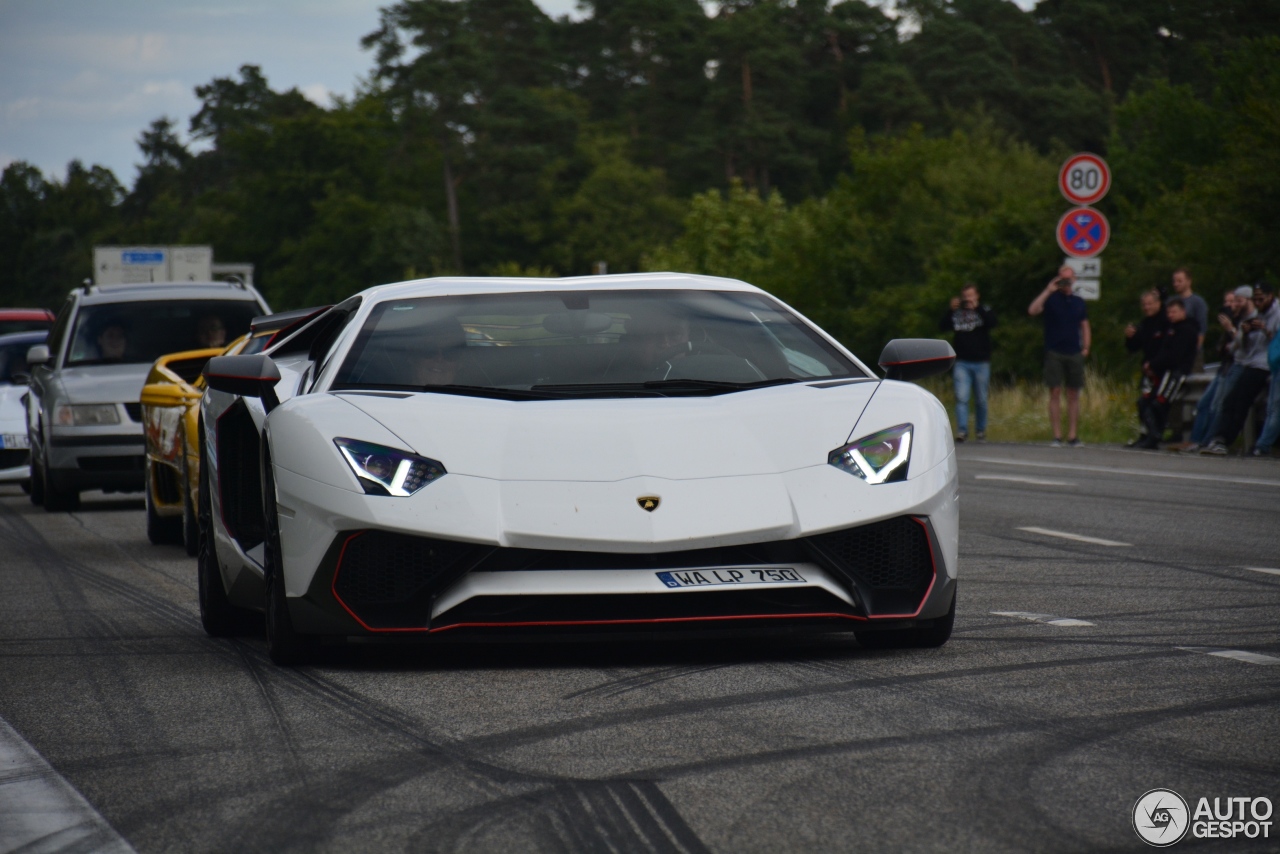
1028, 265, 1092, 447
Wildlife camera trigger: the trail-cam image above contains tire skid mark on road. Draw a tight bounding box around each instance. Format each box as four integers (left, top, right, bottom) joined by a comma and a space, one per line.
66, 508, 197, 592
406, 780, 710, 854
564, 664, 737, 701
459, 649, 1180, 756
5, 496, 713, 854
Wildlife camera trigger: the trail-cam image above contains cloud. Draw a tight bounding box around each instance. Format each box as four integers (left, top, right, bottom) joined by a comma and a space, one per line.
301, 83, 332, 107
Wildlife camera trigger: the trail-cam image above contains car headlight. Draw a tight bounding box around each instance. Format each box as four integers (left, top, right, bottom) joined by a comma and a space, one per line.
828, 423, 912, 484
333, 438, 446, 496
54, 404, 121, 426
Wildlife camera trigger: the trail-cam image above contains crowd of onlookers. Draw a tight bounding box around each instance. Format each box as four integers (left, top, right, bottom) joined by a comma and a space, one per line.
938, 266, 1280, 457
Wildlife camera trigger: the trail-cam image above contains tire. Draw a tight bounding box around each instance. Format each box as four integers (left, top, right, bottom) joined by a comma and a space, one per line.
855, 587, 956, 650
30, 452, 45, 505
145, 460, 182, 544
197, 440, 253, 637
41, 456, 80, 512
262, 445, 314, 665
181, 450, 199, 557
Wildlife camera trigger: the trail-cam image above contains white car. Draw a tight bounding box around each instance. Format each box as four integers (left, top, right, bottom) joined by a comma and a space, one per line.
198, 274, 959, 664
0, 331, 47, 487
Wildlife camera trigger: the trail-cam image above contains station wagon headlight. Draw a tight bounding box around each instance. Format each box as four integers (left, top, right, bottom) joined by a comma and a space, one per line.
54, 404, 121, 426
333, 438, 445, 496
828, 423, 912, 484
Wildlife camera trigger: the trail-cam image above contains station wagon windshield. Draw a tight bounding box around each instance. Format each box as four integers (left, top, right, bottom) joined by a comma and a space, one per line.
332, 290, 865, 397
65, 301, 260, 367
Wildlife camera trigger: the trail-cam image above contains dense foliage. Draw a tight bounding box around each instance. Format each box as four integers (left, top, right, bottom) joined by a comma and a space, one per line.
2, 0, 1277, 375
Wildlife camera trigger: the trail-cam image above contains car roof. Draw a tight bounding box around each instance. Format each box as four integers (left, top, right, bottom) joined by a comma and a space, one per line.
74, 282, 266, 306
361, 272, 765, 303
0, 308, 56, 320
0, 330, 48, 345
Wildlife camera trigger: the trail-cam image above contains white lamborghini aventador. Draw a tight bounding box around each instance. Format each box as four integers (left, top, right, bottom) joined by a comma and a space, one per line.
199, 273, 959, 664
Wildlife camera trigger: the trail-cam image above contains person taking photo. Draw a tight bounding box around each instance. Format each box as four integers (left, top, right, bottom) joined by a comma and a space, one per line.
940, 283, 997, 442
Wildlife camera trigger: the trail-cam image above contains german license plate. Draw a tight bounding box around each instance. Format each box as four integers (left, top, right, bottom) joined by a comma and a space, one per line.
0, 433, 29, 450
656, 567, 806, 589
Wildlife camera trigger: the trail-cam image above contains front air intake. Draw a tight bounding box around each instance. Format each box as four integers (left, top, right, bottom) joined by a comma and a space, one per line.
803, 516, 936, 616
331, 531, 484, 629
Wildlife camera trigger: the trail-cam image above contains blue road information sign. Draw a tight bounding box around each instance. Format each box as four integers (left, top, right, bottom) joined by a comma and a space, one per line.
1058, 153, 1111, 206
120, 251, 165, 265
1056, 207, 1110, 258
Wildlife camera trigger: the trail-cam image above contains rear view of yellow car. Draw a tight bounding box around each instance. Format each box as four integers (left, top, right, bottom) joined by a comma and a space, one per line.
141, 307, 325, 553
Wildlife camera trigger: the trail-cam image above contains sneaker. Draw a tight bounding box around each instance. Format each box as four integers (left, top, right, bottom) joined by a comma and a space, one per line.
955, 433, 967, 443
1066, 438, 1083, 448
1178, 443, 1200, 453
1201, 442, 1228, 455
976, 432, 986, 443
1249, 447, 1270, 457
1050, 438, 1064, 448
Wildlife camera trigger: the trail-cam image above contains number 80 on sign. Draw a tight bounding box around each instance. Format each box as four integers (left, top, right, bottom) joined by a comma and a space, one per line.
1058, 153, 1111, 205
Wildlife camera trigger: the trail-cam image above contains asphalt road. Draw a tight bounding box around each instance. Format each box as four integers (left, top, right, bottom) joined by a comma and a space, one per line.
1, 443, 1278, 853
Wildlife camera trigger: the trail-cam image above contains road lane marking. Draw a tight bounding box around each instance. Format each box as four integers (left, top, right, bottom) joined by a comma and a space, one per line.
1243, 567, 1280, 577
992, 611, 1096, 627
1177, 647, 1280, 665
966, 456, 1280, 488
975, 474, 1074, 486
1016, 526, 1132, 547
0, 716, 136, 853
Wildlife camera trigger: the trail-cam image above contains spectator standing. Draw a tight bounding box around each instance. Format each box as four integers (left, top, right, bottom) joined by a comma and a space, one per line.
1182, 286, 1252, 452
1134, 298, 1198, 449
1124, 289, 1168, 447
1251, 318, 1280, 457
1028, 266, 1091, 447
1171, 267, 1209, 364
1204, 282, 1280, 454
940, 283, 998, 442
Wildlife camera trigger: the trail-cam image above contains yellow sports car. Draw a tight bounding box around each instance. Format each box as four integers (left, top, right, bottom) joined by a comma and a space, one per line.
140, 307, 324, 553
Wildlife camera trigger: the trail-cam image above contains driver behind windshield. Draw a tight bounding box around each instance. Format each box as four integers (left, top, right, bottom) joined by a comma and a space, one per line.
96, 323, 128, 362
410, 321, 467, 387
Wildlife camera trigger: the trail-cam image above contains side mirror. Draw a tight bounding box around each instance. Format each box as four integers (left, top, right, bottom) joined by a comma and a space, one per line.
26, 345, 50, 367
878, 339, 957, 381
203, 354, 282, 411
140, 383, 202, 408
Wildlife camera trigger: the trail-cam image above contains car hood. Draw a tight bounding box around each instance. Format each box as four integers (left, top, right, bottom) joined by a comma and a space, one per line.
331, 382, 882, 482
0, 384, 26, 427
55, 363, 151, 404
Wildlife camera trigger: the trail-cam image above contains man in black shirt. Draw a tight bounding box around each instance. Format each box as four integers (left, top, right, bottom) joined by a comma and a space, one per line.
940, 283, 998, 442
1124, 289, 1168, 446
1135, 297, 1198, 449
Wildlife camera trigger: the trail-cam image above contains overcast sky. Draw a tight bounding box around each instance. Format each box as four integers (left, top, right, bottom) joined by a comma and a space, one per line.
1, 0, 1032, 189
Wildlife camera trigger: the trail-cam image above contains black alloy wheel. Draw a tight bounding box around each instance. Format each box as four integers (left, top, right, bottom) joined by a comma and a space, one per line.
855, 587, 956, 650
145, 459, 182, 544
197, 434, 253, 637
262, 444, 313, 666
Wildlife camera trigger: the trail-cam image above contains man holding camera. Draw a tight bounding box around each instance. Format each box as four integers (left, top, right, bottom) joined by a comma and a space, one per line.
1029, 265, 1091, 447
1203, 281, 1280, 454
940, 283, 997, 442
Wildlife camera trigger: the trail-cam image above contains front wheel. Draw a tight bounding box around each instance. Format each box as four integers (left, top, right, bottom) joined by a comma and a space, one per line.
263, 446, 314, 666
41, 456, 79, 512
855, 587, 956, 650
145, 460, 182, 544
197, 441, 254, 637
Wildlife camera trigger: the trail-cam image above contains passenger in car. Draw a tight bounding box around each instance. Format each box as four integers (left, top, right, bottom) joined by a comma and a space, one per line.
411, 321, 468, 387
195, 314, 227, 349
97, 323, 128, 362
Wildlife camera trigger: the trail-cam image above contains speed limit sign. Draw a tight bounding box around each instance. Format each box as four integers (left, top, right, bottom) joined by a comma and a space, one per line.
1059, 153, 1110, 205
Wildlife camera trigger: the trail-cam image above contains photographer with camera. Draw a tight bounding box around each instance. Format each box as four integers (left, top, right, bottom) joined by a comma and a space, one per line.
1029, 265, 1091, 447
1180, 286, 1252, 452
940, 283, 997, 442
1203, 281, 1280, 455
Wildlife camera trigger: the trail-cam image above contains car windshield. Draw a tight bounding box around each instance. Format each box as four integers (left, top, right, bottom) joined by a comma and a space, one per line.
0, 319, 51, 335
332, 289, 864, 398
65, 300, 261, 367
0, 335, 45, 384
